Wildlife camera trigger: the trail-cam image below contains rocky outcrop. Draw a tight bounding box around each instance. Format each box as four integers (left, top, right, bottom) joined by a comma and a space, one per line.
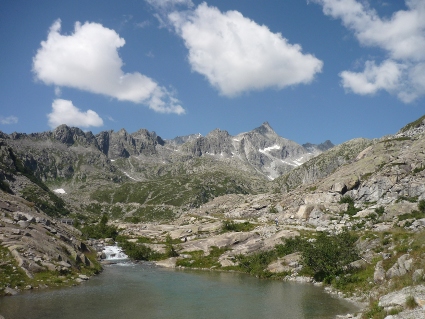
274, 138, 372, 192
97, 128, 164, 158
379, 285, 425, 312
0, 190, 99, 295
386, 254, 414, 279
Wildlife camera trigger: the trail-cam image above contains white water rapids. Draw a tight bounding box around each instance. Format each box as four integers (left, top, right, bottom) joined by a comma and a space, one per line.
102, 245, 128, 260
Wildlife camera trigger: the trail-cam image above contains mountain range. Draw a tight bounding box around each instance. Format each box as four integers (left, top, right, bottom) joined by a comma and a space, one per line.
2, 115, 425, 317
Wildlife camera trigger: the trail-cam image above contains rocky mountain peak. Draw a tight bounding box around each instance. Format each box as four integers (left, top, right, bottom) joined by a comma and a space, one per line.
165, 133, 202, 146
253, 122, 275, 135
51, 124, 98, 147
206, 128, 230, 138
302, 140, 335, 154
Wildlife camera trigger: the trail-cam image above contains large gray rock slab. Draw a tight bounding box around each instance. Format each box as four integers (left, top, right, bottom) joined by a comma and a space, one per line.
379, 285, 425, 310
374, 260, 386, 284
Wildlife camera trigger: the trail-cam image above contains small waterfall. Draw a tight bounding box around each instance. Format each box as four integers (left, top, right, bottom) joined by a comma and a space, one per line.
102, 244, 129, 260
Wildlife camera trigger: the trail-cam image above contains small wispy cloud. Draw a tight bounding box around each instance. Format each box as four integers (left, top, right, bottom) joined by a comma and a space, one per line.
135, 20, 151, 28
0, 115, 18, 125
54, 86, 62, 96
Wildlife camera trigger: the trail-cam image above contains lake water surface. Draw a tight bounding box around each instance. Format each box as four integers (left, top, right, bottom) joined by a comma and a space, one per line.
0, 263, 359, 319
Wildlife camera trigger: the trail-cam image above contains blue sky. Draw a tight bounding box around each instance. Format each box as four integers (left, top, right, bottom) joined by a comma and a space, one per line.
1, 0, 424, 145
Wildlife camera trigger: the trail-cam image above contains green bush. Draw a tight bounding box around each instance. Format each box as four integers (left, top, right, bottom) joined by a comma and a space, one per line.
0, 180, 12, 193
80, 215, 118, 240
339, 196, 360, 216
375, 206, 385, 216
275, 236, 306, 257
269, 205, 278, 214
301, 230, 359, 282
222, 220, 255, 232
418, 200, 425, 213
396, 196, 418, 203
165, 234, 179, 258
235, 250, 276, 278
176, 246, 227, 268
339, 196, 354, 204
398, 210, 425, 221
116, 236, 161, 261
362, 300, 386, 319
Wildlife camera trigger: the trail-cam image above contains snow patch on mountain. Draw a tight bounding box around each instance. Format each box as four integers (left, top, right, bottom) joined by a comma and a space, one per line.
259, 145, 280, 154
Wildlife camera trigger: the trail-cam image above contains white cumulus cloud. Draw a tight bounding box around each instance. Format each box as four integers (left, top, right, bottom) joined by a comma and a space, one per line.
33, 19, 185, 114
167, 3, 323, 97
0, 116, 18, 125
314, 0, 425, 102
340, 60, 404, 94
47, 99, 104, 129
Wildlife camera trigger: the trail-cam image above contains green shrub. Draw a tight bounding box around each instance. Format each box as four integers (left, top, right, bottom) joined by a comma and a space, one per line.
418, 200, 425, 213
221, 220, 255, 232
301, 230, 359, 282
80, 215, 118, 240
176, 246, 227, 268
396, 196, 418, 203
362, 300, 386, 319
0, 180, 12, 193
164, 234, 179, 258
375, 206, 385, 216
235, 250, 276, 278
116, 236, 161, 261
412, 165, 425, 175
398, 210, 425, 221
269, 205, 278, 214
339, 196, 354, 204
275, 236, 306, 257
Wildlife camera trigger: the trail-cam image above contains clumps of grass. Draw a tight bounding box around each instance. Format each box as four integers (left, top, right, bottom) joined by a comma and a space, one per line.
397, 200, 425, 221
339, 196, 361, 216
412, 165, 425, 175
164, 234, 179, 258
137, 236, 154, 244
269, 205, 278, 214
361, 172, 373, 181
375, 206, 385, 216
396, 196, 418, 203
0, 247, 29, 295
362, 300, 386, 319
398, 211, 425, 221
221, 220, 255, 233
308, 186, 317, 192
176, 246, 227, 268
399, 114, 425, 133
405, 295, 418, 309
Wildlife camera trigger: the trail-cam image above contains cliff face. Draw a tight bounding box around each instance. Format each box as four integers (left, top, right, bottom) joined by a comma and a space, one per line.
0, 143, 100, 295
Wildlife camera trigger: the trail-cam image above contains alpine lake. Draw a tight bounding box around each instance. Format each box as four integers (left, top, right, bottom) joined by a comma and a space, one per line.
0, 262, 359, 319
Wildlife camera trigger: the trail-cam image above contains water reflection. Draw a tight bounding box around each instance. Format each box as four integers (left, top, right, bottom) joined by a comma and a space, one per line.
0, 263, 358, 319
